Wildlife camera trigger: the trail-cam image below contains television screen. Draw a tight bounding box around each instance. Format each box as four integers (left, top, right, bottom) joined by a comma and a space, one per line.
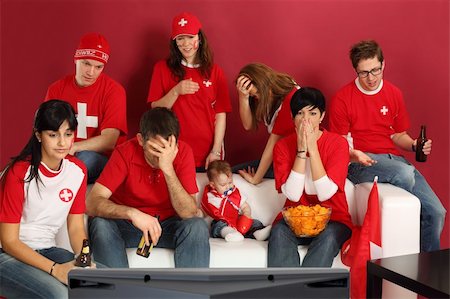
69, 268, 349, 298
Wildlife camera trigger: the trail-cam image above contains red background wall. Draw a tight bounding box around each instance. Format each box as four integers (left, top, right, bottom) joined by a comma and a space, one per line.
1, 0, 449, 248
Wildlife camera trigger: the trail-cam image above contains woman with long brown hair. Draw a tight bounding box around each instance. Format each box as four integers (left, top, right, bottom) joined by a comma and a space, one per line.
148, 12, 231, 171
234, 63, 300, 185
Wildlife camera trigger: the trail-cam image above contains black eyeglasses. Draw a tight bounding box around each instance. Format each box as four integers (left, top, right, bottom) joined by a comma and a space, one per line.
357, 66, 382, 78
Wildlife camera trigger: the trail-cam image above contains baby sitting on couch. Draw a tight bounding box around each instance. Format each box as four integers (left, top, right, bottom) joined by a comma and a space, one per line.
201, 160, 271, 242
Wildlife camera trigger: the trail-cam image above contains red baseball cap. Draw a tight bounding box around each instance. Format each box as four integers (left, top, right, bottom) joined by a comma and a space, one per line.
171, 12, 202, 40
74, 33, 110, 64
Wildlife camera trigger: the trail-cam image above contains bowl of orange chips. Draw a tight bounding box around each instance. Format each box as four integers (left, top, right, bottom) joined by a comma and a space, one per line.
282, 204, 331, 237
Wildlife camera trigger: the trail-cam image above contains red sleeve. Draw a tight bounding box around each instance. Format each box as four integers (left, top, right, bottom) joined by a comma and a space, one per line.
322, 133, 350, 191
201, 187, 232, 225
96, 145, 129, 193
99, 79, 128, 136
0, 163, 27, 223
147, 61, 168, 105
329, 89, 351, 135
174, 142, 199, 195
271, 89, 296, 136
392, 89, 410, 133
211, 65, 232, 113
69, 157, 87, 214
273, 135, 296, 193
201, 187, 220, 217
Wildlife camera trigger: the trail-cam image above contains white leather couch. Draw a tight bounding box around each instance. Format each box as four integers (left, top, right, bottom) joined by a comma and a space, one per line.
56, 173, 421, 298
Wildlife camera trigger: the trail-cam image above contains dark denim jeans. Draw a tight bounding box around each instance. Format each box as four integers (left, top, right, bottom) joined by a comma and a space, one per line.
348, 153, 446, 252
88, 216, 210, 268
76, 150, 108, 184
231, 160, 274, 179
210, 219, 265, 239
267, 219, 351, 267
0, 247, 74, 299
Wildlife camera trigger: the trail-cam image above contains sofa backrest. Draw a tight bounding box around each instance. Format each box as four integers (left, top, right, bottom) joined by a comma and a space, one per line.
196, 173, 357, 226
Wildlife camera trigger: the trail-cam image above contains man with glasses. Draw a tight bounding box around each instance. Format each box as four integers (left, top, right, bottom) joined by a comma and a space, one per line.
329, 40, 446, 252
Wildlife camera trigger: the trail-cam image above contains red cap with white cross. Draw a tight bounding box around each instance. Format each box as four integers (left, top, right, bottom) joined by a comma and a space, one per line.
171, 12, 202, 40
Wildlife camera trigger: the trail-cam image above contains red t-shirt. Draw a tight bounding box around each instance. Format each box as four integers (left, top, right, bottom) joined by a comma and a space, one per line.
269, 87, 298, 137
329, 79, 410, 155
273, 130, 352, 229
96, 137, 198, 221
147, 61, 232, 167
45, 73, 128, 151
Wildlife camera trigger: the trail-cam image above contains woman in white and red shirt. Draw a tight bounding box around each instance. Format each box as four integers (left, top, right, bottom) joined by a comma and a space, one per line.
268, 87, 352, 267
0, 100, 90, 298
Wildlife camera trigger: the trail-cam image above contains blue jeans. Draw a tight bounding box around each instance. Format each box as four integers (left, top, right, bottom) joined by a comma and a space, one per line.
0, 247, 74, 298
76, 150, 108, 184
348, 153, 446, 252
210, 219, 265, 239
231, 160, 274, 179
267, 219, 351, 267
88, 216, 210, 268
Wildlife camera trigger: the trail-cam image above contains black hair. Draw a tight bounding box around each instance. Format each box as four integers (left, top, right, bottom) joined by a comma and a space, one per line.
140, 107, 180, 141
290, 87, 326, 117
0, 100, 77, 186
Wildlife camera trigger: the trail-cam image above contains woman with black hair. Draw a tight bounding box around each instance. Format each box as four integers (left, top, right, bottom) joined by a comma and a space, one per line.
0, 100, 92, 298
268, 87, 352, 267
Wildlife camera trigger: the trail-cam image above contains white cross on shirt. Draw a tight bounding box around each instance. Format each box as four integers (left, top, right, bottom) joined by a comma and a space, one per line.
380, 106, 389, 115
59, 188, 73, 202
178, 18, 188, 27
76, 102, 98, 139
203, 80, 212, 87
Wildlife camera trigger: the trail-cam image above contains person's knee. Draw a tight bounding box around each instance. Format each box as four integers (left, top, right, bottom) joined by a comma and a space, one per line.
268, 223, 294, 245
89, 217, 116, 240
390, 164, 415, 189
318, 223, 350, 249
180, 217, 209, 241
423, 204, 447, 227
49, 283, 69, 299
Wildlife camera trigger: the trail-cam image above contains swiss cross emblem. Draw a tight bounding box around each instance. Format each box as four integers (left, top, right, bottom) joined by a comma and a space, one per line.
380, 106, 389, 115
76, 102, 98, 139
203, 80, 212, 87
178, 18, 188, 27
59, 188, 74, 202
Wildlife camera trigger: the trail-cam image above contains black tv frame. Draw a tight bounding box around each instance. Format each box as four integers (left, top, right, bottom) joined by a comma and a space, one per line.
69, 268, 349, 298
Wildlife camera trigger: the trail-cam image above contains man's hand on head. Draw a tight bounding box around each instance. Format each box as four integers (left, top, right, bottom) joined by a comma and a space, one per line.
147, 135, 178, 174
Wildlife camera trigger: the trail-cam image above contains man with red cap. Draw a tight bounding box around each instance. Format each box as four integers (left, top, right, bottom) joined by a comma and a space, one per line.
147, 12, 231, 171
45, 33, 127, 183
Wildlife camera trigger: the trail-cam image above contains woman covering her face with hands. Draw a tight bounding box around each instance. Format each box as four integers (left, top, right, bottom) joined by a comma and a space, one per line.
0, 100, 96, 298
267, 87, 352, 268
234, 63, 300, 185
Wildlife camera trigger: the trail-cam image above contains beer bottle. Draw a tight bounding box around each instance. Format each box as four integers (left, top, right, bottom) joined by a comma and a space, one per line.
75, 239, 92, 267
415, 125, 427, 162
